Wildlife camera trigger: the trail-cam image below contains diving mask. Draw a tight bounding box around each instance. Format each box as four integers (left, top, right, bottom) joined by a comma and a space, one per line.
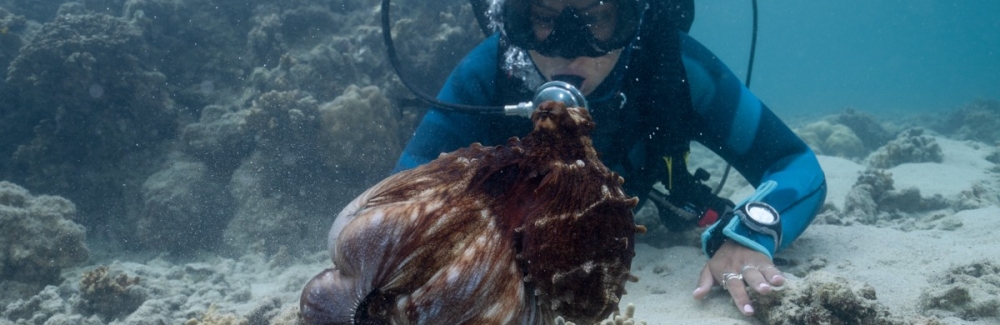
502, 0, 641, 58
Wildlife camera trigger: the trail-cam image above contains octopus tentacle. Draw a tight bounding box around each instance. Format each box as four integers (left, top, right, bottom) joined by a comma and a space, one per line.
301, 102, 639, 325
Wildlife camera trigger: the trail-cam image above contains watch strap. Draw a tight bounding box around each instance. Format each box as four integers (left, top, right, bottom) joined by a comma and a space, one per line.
701, 180, 780, 259
701, 216, 774, 260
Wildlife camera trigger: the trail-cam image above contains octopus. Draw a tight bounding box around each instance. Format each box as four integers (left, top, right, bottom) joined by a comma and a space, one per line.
300, 101, 643, 325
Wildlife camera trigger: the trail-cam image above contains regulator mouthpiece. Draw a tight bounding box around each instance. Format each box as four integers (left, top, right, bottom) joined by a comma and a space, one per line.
505, 81, 588, 118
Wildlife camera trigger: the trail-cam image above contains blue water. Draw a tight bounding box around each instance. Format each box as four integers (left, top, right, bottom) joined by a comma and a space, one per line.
691, 0, 1000, 121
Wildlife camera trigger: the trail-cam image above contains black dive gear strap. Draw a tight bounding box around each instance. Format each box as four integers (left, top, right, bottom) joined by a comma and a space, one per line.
493, 0, 733, 234
493, 0, 727, 231
502, 0, 642, 58
704, 201, 780, 257
704, 208, 736, 257
648, 153, 735, 232
626, 0, 735, 231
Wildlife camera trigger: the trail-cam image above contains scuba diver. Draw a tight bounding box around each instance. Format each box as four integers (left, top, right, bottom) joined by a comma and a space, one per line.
391, 0, 827, 316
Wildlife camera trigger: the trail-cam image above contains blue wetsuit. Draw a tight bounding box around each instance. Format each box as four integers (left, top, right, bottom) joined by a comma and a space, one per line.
393, 32, 826, 259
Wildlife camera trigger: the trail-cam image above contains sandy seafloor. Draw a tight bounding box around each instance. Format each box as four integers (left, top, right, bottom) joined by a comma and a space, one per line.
1, 0, 999, 324
5, 131, 999, 325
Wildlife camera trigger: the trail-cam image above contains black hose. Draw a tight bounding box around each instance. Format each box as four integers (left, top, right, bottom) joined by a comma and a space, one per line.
382, 0, 761, 193
745, 0, 759, 89
714, 0, 759, 195
380, 0, 504, 114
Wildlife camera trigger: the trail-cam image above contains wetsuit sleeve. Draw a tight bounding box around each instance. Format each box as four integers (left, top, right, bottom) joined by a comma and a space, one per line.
392, 35, 501, 173
679, 32, 827, 259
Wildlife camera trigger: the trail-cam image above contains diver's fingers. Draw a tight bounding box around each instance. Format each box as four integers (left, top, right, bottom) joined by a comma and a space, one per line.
724, 274, 755, 316
740, 265, 773, 294
759, 264, 786, 286
693, 264, 715, 300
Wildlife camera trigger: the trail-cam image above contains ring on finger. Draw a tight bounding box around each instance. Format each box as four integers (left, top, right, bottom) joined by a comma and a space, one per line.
721, 272, 744, 290
740, 264, 758, 274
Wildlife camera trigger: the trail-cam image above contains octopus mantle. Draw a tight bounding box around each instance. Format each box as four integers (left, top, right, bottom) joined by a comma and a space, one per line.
301, 102, 641, 325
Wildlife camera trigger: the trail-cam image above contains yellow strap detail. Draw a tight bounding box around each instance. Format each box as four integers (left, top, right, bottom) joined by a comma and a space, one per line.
662, 156, 674, 191
662, 151, 692, 192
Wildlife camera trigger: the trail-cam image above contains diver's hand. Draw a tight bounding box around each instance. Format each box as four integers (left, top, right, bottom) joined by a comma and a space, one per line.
692, 240, 786, 316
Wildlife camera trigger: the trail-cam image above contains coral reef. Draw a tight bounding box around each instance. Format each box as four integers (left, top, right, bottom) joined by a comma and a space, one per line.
3, 12, 176, 227
0, 181, 88, 299
1, 285, 105, 325
796, 108, 894, 160
76, 265, 146, 319
221, 90, 353, 256
180, 104, 255, 172
385, 1, 482, 94
0, 0, 64, 21
317, 85, 405, 184
0, 7, 27, 82
986, 149, 1000, 165
920, 260, 1000, 321
243, 90, 325, 198
246, 0, 480, 105
796, 120, 867, 159
247, 4, 349, 86
829, 108, 896, 152
936, 99, 1000, 144
816, 169, 949, 228
121, 0, 253, 108
952, 183, 1000, 211
1, 256, 296, 324
246, 1, 363, 67
133, 159, 235, 252
1, 0, 479, 259
866, 128, 944, 168
750, 271, 908, 325
218, 87, 409, 257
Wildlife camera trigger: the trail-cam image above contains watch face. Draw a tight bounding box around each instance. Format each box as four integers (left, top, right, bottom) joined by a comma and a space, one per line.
746, 205, 777, 224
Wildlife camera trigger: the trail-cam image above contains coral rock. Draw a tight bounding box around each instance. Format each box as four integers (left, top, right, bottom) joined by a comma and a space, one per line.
866, 128, 943, 169
76, 265, 146, 319
750, 271, 907, 325
0, 181, 88, 290
920, 260, 1000, 321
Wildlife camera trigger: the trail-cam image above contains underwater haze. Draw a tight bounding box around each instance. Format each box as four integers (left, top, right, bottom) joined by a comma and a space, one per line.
693, 0, 1000, 121
2, 0, 1000, 324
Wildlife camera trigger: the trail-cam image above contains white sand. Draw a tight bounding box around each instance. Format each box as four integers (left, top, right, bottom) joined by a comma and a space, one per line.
9, 138, 996, 325
619, 137, 1000, 324
249, 137, 999, 325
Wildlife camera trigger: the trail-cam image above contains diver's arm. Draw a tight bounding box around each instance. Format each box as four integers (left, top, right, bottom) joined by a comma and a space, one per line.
392, 36, 501, 173
679, 32, 827, 258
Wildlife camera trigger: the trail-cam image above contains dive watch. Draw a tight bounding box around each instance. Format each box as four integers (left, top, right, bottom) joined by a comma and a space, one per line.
737, 202, 782, 249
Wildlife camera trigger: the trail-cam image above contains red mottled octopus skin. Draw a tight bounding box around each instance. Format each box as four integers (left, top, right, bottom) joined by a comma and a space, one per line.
300, 101, 642, 325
